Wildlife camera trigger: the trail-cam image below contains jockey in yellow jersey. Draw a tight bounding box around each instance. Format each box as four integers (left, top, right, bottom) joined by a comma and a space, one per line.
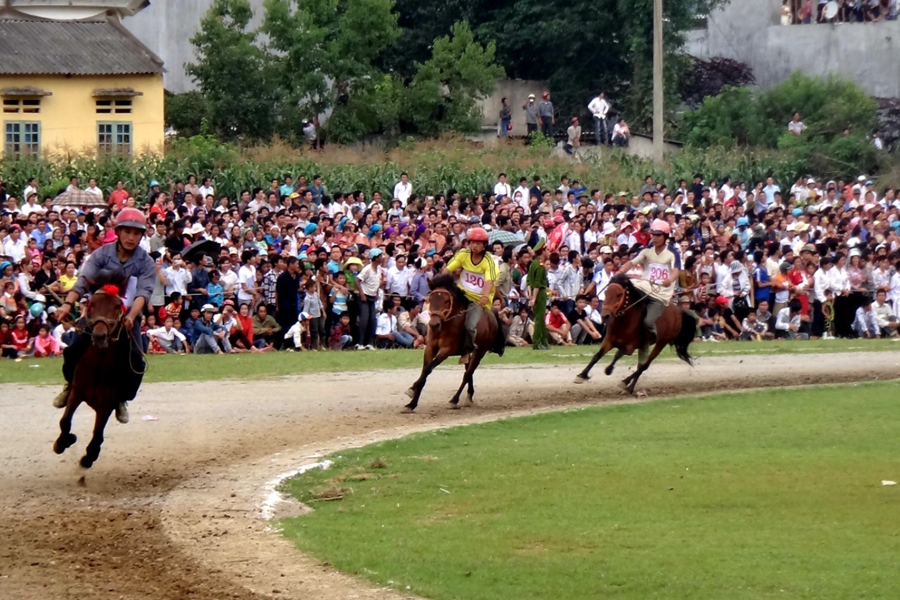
615, 219, 678, 345
446, 227, 498, 364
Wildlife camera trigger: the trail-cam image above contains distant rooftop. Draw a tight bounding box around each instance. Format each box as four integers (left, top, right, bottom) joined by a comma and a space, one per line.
0, 18, 164, 76
0, 0, 149, 18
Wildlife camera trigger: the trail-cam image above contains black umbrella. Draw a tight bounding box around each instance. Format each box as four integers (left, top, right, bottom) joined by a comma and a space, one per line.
182, 239, 221, 263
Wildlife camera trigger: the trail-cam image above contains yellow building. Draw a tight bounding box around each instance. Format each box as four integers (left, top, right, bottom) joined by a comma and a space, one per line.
0, 16, 165, 158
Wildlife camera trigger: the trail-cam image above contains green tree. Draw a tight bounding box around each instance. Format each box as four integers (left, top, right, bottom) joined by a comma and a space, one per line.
261, 0, 400, 139
405, 21, 505, 137
186, 0, 278, 140
164, 91, 210, 137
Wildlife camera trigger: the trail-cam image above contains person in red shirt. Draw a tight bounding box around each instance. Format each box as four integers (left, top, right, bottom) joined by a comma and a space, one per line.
788, 256, 811, 316
546, 301, 573, 345
10, 316, 32, 356
108, 180, 129, 210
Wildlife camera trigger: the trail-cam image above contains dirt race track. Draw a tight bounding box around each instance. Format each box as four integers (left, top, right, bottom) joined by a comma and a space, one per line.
1, 351, 898, 600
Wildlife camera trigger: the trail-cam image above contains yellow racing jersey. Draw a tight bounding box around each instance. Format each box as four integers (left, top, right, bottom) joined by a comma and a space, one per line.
447, 249, 499, 303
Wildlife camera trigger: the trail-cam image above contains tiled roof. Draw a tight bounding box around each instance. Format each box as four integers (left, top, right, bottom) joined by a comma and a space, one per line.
0, 18, 164, 76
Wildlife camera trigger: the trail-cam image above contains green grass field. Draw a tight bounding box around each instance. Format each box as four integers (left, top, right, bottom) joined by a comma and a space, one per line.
281, 381, 900, 600
0, 338, 897, 386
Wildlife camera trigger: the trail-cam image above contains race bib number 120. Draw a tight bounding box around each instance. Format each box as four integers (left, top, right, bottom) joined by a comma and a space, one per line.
461, 270, 486, 295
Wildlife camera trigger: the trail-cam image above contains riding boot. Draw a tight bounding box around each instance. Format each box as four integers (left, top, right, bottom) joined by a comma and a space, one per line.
645, 324, 658, 346
53, 383, 70, 409
115, 402, 130, 424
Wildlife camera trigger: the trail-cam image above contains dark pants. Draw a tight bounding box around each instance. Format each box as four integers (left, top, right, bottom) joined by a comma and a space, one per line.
811, 299, 825, 337
526, 123, 538, 136
359, 299, 377, 346
63, 316, 145, 401
540, 117, 553, 138
644, 298, 666, 340
593, 116, 609, 146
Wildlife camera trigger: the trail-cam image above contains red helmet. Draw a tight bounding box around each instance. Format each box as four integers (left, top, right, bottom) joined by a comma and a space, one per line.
649, 219, 670, 235
116, 208, 147, 231
468, 227, 489, 242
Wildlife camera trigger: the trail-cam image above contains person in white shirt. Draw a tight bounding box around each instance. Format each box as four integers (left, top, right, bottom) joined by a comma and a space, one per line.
22, 178, 38, 203
164, 257, 192, 296
198, 177, 215, 200
587, 92, 611, 146
237, 250, 259, 305
872, 290, 899, 336
148, 316, 190, 353
84, 178, 104, 202
513, 178, 531, 212
19, 194, 45, 217
392, 173, 412, 208
775, 300, 807, 339
386, 254, 413, 298
493, 173, 511, 199
788, 112, 806, 135
3, 226, 27, 262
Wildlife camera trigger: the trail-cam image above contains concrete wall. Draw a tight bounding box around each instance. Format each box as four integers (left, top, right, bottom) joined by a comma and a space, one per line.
478, 79, 548, 134
687, 0, 900, 97
122, 0, 266, 93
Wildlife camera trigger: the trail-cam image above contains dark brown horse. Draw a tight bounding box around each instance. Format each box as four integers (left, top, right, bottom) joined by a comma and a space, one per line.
574, 274, 697, 394
53, 280, 133, 468
404, 274, 503, 411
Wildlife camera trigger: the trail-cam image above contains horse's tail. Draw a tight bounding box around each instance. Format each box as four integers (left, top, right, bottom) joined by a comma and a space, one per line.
671, 309, 698, 366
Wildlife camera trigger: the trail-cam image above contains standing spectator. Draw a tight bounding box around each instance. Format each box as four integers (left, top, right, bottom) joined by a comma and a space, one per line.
523, 94, 539, 138
356, 248, 385, 349
498, 97, 512, 137
528, 242, 550, 349
538, 91, 555, 138
237, 250, 259, 307
309, 175, 327, 206
788, 113, 806, 136
198, 177, 215, 200
587, 92, 611, 146
108, 180, 129, 210
494, 173, 511, 199
393, 173, 413, 208
302, 279, 325, 350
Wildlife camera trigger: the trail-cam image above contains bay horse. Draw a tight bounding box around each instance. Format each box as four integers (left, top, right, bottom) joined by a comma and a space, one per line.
53, 274, 135, 468
404, 274, 504, 411
574, 273, 697, 394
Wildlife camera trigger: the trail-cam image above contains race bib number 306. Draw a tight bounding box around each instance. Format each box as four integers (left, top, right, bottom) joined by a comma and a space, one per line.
648, 263, 670, 284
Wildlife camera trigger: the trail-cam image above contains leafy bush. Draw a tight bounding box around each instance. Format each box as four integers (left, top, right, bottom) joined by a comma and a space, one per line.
164, 92, 210, 137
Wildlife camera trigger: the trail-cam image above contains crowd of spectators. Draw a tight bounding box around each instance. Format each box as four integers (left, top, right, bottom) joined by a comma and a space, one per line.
2, 168, 900, 359
783, 0, 898, 24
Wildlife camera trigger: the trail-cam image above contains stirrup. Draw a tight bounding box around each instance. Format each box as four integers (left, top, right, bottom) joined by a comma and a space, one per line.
53, 383, 70, 409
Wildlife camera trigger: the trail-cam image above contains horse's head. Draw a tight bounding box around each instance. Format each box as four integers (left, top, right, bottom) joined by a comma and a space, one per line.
86, 284, 124, 349
427, 288, 455, 330
601, 282, 629, 324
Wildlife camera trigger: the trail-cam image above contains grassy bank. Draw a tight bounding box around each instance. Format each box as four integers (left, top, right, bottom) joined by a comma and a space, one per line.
0, 338, 897, 386
281, 381, 900, 600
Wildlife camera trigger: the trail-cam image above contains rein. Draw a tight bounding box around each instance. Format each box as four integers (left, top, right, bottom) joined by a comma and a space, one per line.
84, 289, 125, 342
606, 281, 656, 318
427, 288, 466, 323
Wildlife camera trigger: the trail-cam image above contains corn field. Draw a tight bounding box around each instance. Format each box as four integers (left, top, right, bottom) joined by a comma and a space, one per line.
0, 135, 873, 204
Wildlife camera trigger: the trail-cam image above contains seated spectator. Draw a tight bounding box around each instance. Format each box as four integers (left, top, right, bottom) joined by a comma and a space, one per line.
775, 299, 809, 340
611, 119, 630, 147
147, 315, 190, 354
376, 303, 414, 348
284, 312, 310, 351
0, 321, 15, 358
32, 324, 60, 357
568, 295, 601, 344
397, 304, 426, 348
329, 313, 354, 350
546, 301, 573, 345
872, 290, 899, 337
9, 316, 32, 357
251, 304, 281, 351
853, 298, 880, 338
740, 310, 768, 341
194, 304, 231, 354
507, 306, 534, 347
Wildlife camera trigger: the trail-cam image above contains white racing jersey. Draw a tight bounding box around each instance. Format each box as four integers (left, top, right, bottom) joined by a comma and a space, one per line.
631, 246, 677, 303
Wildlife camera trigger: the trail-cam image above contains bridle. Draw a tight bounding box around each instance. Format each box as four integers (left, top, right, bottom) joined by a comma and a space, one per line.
86, 288, 125, 341
427, 288, 465, 322
604, 281, 655, 318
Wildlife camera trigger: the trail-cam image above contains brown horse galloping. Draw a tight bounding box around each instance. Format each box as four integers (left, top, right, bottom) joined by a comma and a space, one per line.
574, 274, 697, 394
53, 276, 136, 468
404, 274, 503, 411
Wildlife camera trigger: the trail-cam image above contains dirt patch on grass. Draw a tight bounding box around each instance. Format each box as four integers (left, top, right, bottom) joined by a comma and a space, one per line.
0, 352, 897, 600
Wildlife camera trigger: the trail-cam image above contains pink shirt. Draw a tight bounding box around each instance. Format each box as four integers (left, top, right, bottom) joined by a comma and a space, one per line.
34, 333, 60, 355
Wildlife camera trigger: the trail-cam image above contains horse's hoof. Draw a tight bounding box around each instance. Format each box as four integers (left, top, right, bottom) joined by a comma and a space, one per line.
449, 404, 461, 411
402, 404, 416, 413
405, 388, 415, 399
604, 366, 615, 376
53, 433, 76, 454
573, 375, 588, 384
464, 394, 474, 406
617, 381, 631, 393
79, 455, 95, 469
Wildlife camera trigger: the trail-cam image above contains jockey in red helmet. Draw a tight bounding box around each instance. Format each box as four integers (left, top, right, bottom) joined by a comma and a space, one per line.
53, 207, 155, 424
614, 218, 678, 345
445, 226, 498, 364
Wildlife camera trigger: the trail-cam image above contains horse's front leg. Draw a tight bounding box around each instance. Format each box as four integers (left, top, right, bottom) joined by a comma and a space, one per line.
574, 338, 612, 383
53, 394, 81, 455
404, 345, 448, 412
80, 406, 113, 469
620, 342, 665, 395
604, 349, 625, 376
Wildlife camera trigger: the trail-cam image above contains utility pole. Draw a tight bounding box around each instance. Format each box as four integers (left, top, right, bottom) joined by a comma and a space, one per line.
652, 0, 664, 163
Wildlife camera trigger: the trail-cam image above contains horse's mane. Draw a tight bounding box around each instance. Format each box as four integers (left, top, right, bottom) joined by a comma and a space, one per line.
89, 269, 128, 295
430, 273, 468, 304
609, 273, 648, 304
